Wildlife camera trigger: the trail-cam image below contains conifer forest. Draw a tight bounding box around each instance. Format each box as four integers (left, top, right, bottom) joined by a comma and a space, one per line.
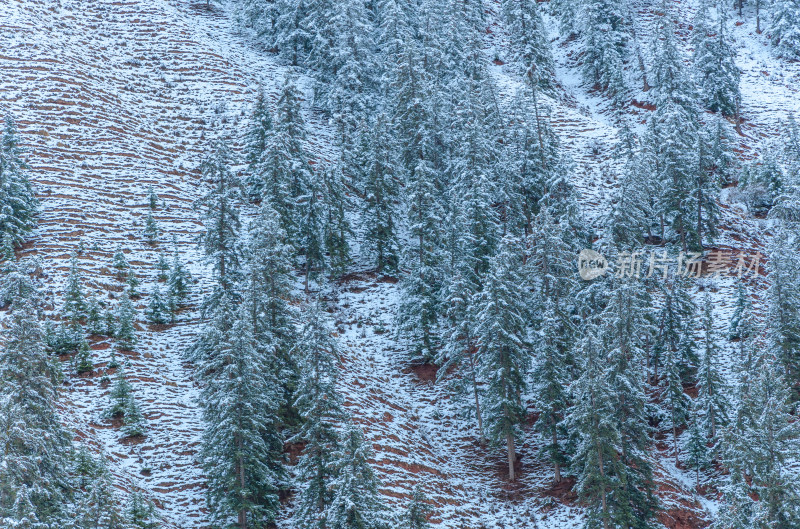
2, 0, 800, 527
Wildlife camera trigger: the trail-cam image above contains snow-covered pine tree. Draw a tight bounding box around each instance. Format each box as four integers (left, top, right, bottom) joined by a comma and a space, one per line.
244, 88, 274, 200
769, 0, 800, 59
396, 145, 445, 362
661, 344, 691, 466
358, 113, 400, 273
195, 140, 243, 298
717, 353, 800, 527
274, 0, 313, 65
126, 268, 141, 299
0, 115, 38, 249
155, 251, 169, 281
291, 303, 346, 529
500, 0, 554, 88
257, 75, 312, 242
766, 227, 800, 393
86, 294, 106, 335
321, 162, 352, 279
697, 294, 728, 441
147, 184, 159, 210
75, 453, 127, 528
62, 253, 86, 325
598, 278, 659, 525
326, 423, 388, 529
74, 338, 93, 375
683, 401, 710, 489
104, 365, 146, 437
146, 284, 171, 325
167, 251, 191, 309
404, 482, 432, 529
648, 11, 705, 250
143, 210, 159, 245
569, 327, 632, 529
728, 281, 753, 341
692, 1, 741, 117
112, 247, 130, 279
0, 294, 73, 526
475, 238, 530, 482
296, 164, 325, 293
199, 307, 285, 528
580, 0, 628, 98
654, 278, 697, 383
126, 490, 158, 529
115, 290, 138, 351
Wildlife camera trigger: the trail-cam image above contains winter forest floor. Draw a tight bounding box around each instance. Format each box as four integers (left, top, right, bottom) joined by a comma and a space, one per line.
2, 0, 800, 527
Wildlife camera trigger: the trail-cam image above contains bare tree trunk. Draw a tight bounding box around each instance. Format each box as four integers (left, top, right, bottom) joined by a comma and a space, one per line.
506, 433, 516, 482
553, 429, 562, 483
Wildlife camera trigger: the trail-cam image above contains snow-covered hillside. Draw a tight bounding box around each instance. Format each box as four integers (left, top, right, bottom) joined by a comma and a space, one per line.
2, 0, 799, 527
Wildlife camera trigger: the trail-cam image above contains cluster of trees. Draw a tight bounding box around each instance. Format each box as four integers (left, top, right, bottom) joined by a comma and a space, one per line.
223, 0, 800, 527
0, 115, 160, 526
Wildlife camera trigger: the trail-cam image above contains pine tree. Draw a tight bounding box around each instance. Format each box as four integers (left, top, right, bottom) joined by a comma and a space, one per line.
291, 303, 345, 529
717, 354, 800, 527
146, 284, 171, 325
86, 294, 106, 336
296, 163, 325, 293
580, 0, 628, 98
244, 88, 274, 201
769, 0, 800, 59
126, 490, 158, 529
569, 328, 629, 529
126, 268, 141, 299
143, 210, 159, 245
683, 402, 710, 488
115, 291, 138, 351
0, 115, 38, 248
654, 278, 697, 383
147, 184, 159, 210
0, 295, 73, 526
357, 114, 400, 273
475, 239, 530, 482
326, 424, 388, 529
766, 227, 800, 392
404, 483, 432, 529
167, 252, 191, 308
396, 147, 445, 362
199, 307, 285, 528
661, 345, 691, 466
321, 162, 352, 279
104, 366, 147, 438
74, 338, 94, 375
692, 2, 741, 117
75, 454, 127, 529
697, 294, 728, 441
195, 140, 243, 297
500, 0, 554, 88
112, 248, 130, 279
728, 282, 753, 341
155, 251, 169, 281
62, 254, 86, 325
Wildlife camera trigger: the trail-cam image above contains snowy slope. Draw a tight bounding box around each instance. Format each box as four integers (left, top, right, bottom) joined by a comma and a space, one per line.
2, 0, 798, 527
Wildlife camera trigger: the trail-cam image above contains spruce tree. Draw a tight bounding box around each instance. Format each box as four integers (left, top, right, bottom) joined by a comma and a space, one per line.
86, 294, 106, 336
199, 307, 285, 528
291, 303, 345, 529
75, 454, 127, 528
326, 424, 388, 529
126, 268, 141, 299
0, 295, 73, 526
692, 2, 741, 117
358, 114, 400, 273
195, 139, 243, 297
728, 282, 753, 341
143, 210, 159, 245
62, 254, 86, 325
475, 239, 530, 482
404, 483, 432, 529
766, 227, 800, 391
683, 402, 710, 488
112, 248, 130, 279
155, 251, 169, 281
769, 0, 800, 59
167, 252, 191, 308
104, 365, 147, 438
697, 294, 728, 441
500, 0, 554, 88
0, 115, 38, 248
580, 0, 628, 97
321, 163, 352, 279
126, 490, 158, 529
147, 184, 159, 210
146, 284, 171, 325
115, 291, 138, 351
244, 88, 274, 201
74, 338, 94, 375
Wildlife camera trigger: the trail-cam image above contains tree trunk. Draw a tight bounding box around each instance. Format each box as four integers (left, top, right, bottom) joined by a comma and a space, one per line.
506, 433, 516, 482
468, 348, 486, 445
553, 428, 562, 483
